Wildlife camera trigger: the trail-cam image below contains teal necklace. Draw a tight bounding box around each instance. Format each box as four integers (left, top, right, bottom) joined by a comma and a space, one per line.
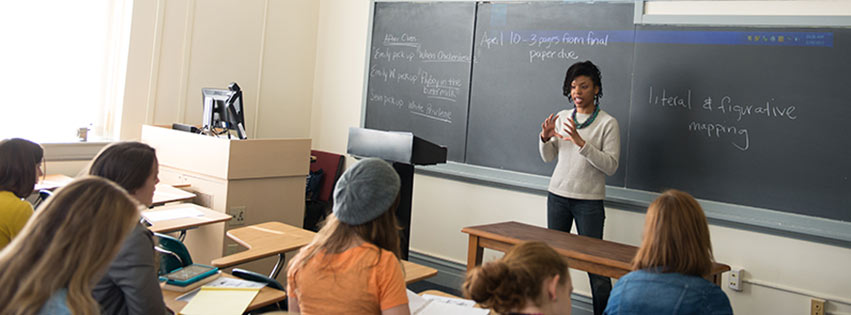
572, 105, 600, 129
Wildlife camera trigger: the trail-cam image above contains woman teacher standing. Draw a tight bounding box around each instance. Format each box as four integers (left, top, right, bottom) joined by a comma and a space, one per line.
539, 60, 620, 315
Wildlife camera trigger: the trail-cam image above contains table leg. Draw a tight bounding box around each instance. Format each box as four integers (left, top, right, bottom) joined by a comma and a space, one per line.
466, 235, 484, 271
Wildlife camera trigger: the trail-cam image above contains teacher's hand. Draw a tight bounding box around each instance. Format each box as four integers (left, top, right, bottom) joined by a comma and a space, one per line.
540, 113, 559, 142
559, 118, 586, 148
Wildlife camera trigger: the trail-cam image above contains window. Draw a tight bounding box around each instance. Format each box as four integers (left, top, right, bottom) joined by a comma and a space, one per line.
0, 0, 133, 143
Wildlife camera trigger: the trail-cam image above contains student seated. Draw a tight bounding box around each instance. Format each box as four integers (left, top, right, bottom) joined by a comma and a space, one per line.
604, 189, 733, 315
88, 142, 170, 315
0, 176, 141, 314
464, 241, 574, 315
287, 158, 409, 315
0, 138, 44, 249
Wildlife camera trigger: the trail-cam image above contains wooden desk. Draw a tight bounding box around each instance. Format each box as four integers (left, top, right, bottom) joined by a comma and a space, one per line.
212, 221, 438, 284
211, 222, 316, 271
402, 260, 438, 284
162, 273, 286, 313
36, 175, 195, 206
462, 221, 730, 285
152, 183, 196, 206
35, 174, 73, 191
144, 203, 232, 234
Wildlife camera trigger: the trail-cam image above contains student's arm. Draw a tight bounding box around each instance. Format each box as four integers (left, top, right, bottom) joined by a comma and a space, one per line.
110, 226, 169, 315
288, 296, 300, 313
382, 304, 411, 315
287, 268, 300, 313
377, 254, 409, 313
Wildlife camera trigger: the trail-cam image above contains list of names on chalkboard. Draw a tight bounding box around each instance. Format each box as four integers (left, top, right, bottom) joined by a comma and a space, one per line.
364, 2, 476, 162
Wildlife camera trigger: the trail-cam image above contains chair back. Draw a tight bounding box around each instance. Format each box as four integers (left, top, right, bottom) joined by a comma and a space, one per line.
154, 233, 193, 275
232, 268, 287, 312
33, 189, 53, 209
309, 150, 345, 203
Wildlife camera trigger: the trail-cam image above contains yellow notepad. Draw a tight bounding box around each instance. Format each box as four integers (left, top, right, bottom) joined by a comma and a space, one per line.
179, 287, 260, 315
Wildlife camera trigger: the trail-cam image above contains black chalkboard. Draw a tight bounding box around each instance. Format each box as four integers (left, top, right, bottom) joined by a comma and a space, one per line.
364, 2, 476, 162
364, 1, 851, 225
466, 2, 634, 187
628, 26, 851, 222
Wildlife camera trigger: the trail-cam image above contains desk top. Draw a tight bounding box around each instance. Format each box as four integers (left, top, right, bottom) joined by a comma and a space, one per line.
36, 174, 195, 205
161, 273, 285, 313
211, 222, 316, 269
402, 260, 437, 285
144, 203, 232, 234
462, 221, 729, 278
212, 221, 437, 284
35, 174, 73, 191
152, 183, 196, 206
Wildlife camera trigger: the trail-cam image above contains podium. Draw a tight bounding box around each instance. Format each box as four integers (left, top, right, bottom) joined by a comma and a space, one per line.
141, 125, 310, 281
346, 127, 447, 259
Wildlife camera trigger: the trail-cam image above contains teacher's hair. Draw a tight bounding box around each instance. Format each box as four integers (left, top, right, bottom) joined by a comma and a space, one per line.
88, 141, 157, 194
0, 176, 140, 315
463, 241, 569, 314
632, 189, 714, 276
0, 138, 44, 198
562, 60, 603, 103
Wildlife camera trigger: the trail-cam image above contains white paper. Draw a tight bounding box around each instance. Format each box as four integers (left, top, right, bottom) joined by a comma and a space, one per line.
408, 292, 489, 315
141, 207, 203, 222
407, 290, 429, 314
422, 294, 479, 308
416, 301, 490, 315
204, 277, 267, 289
175, 277, 267, 302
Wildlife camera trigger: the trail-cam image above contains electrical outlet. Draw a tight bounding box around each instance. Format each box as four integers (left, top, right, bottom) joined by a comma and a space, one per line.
811, 298, 825, 315
228, 206, 246, 226
728, 267, 743, 291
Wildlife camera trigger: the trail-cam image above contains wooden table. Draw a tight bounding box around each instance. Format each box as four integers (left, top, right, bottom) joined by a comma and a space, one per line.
144, 203, 232, 234
462, 221, 730, 285
162, 273, 286, 313
212, 221, 437, 284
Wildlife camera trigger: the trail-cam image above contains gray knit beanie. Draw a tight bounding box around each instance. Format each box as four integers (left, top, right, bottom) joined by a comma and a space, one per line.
332, 158, 401, 225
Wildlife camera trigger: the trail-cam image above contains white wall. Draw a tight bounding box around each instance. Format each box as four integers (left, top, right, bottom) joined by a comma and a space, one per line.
309, 1, 851, 314
121, 0, 319, 140
120, 0, 851, 314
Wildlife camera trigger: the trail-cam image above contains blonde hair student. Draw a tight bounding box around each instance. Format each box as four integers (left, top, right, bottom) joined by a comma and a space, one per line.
0, 138, 44, 249
603, 189, 732, 315
287, 158, 409, 315
0, 176, 140, 315
464, 241, 573, 315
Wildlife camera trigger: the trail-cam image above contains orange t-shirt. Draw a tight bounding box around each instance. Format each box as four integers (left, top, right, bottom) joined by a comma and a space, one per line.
287, 242, 408, 314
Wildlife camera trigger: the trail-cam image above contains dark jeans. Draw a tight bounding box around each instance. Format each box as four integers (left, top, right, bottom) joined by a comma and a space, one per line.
547, 192, 612, 315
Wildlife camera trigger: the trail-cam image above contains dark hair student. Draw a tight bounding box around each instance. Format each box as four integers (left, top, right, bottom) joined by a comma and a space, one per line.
539, 60, 620, 315
464, 241, 573, 315
88, 141, 168, 315
0, 138, 44, 249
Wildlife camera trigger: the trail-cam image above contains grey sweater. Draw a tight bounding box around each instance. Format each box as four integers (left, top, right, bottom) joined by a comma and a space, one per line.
539, 108, 620, 200
93, 223, 169, 315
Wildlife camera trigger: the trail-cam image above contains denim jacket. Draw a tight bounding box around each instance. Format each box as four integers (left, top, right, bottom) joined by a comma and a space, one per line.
604, 269, 733, 315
